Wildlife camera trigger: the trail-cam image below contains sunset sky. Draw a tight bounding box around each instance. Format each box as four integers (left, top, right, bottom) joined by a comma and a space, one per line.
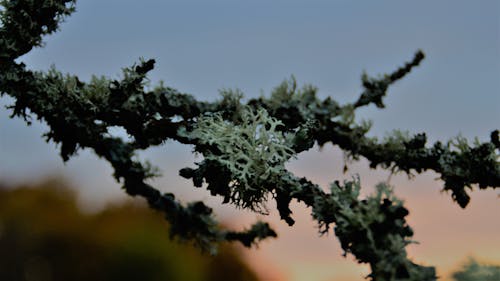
1, 1, 499, 281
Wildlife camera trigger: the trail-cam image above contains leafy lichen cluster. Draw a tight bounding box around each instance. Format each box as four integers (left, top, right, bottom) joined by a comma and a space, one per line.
184, 107, 294, 212
1, 1, 498, 280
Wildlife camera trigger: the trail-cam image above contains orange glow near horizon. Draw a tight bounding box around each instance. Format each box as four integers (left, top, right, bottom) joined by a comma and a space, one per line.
223, 145, 500, 281
5, 145, 497, 281
231, 187, 499, 281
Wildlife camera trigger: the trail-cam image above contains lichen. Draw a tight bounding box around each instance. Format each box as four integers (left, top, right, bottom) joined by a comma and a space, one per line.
188, 107, 295, 211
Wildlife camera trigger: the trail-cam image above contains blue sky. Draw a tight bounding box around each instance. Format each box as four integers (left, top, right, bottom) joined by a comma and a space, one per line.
12, 0, 500, 134
1, 1, 499, 280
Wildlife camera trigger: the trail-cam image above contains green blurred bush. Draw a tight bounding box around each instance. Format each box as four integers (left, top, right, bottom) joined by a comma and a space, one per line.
451, 258, 500, 281
0, 179, 259, 281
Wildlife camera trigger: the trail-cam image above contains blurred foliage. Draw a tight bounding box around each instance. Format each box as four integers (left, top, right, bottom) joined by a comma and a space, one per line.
451, 258, 500, 281
0, 179, 259, 281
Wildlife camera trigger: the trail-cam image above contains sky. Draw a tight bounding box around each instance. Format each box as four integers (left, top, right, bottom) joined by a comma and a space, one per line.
1, 1, 499, 281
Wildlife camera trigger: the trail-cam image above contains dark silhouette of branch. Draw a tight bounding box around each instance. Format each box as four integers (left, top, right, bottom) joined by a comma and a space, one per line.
1, 1, 498, 280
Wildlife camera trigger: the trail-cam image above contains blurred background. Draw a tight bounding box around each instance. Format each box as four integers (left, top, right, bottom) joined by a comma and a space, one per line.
0, 179, 259, 281
1, 0, 499, 280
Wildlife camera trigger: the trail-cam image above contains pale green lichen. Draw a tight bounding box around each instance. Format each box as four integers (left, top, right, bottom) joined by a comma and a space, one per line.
189, 107, 295, 211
